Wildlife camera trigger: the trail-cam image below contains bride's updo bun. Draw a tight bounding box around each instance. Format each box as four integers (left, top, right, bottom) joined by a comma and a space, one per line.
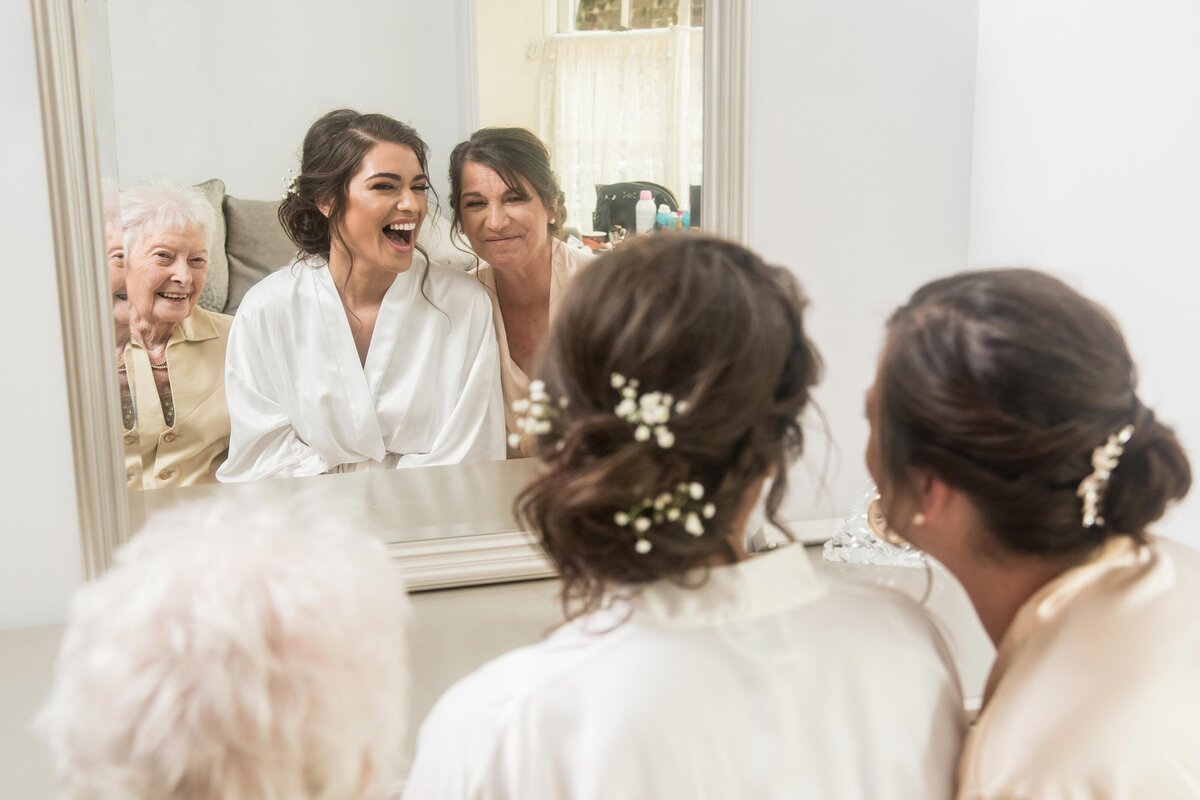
516, 235, 822, 618
876, 268, 1190, 558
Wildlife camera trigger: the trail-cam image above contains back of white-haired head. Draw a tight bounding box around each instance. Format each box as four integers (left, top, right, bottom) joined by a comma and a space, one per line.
38, 495, 410, 800
120, 178, 218, 256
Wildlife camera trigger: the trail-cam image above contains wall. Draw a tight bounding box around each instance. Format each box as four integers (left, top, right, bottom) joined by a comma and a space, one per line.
475, 0, 543, 131
105, 0, 475, 204
967, 0, 1200, 545
747, 0, 982, 521
0, 0, 86, 629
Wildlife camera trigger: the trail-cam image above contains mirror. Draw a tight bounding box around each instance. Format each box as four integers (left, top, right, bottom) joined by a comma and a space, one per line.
39, 0, 746, 581
98, 0, 707, 488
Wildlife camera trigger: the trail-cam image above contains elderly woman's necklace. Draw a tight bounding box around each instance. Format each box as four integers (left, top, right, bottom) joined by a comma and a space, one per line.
116, 361, 135, 430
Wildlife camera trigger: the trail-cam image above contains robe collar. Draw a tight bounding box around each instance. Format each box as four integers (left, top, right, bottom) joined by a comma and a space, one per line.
128, 304, 222, 352
983, 534, 1150, 705
627, 544, 826, 629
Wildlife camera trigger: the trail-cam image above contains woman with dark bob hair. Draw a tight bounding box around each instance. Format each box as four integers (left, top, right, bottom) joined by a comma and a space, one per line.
404, 236, 965, 798
865, 269, 1198, 797
448, 127, 594, 456
218, 110, 504, 480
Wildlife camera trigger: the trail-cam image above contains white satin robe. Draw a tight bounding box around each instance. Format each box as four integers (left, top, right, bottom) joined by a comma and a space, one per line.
404, 545, 966, 799
217, 256, 504, 481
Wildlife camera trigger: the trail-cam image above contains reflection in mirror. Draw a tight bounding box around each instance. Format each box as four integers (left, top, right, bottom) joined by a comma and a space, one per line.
118, 181, 231, 489
476, 0, 704, 237
85, 0, 704, 498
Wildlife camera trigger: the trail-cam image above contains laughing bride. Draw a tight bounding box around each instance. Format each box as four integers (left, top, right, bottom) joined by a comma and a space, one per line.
218, 109, 504, 481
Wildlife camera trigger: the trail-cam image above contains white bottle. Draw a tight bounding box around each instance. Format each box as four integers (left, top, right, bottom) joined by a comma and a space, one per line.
635, 189, 657, 234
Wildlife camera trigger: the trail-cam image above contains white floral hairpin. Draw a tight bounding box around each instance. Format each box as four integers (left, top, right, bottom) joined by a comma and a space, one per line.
1076, 424, 1134, 528
283, 170, 299, 196
508, 379, 568, 450
614, 481, 717, 554
610, 373, 691, 449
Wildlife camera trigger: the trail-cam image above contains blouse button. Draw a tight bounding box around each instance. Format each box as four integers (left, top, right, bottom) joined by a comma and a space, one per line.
163, 432, 177, 443
123, 433, 135, 445
158, 468, 173, 480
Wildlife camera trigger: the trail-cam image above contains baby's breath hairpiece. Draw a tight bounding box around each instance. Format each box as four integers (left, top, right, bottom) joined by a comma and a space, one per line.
283, 169, 299, 196
508, 379, 568, 450
614, 481, 717, 554
610, 373, 690, 449
1076, 424, 1134, 528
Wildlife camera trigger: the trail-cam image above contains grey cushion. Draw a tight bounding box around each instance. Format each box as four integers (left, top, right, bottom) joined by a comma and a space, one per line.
194, 179, 229, 313
421, 213, 479, 272
222, 195, 296, 315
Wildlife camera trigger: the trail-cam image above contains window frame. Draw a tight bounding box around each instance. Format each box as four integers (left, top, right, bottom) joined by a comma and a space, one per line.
554, 0, 693, 34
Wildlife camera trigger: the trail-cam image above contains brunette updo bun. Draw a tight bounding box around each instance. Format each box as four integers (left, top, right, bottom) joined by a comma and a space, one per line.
517, 235, 822, 618
877, 268, 1190, 558
278, 109, 436, 262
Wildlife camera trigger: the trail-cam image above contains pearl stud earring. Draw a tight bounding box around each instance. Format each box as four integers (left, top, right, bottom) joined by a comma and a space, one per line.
911, 512, 926, 526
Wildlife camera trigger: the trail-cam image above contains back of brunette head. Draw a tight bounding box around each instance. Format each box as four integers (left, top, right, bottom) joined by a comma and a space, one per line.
876, 268, 1190, 559
448, 127, 565, 243
517, 235, 822, 618
278, 109, 435, 262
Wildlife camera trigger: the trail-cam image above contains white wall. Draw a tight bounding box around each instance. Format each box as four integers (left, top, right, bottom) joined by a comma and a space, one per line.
748, 0, 982, 521
106, 0, 475, 205
1, 1, 86, 629
475, 0, 543, 131
968, 0, 1200, 545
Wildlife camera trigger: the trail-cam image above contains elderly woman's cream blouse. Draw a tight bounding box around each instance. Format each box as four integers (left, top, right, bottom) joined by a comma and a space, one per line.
122, 305, 233, 489
475, 239, 595, 457
957, 534, 1200, 799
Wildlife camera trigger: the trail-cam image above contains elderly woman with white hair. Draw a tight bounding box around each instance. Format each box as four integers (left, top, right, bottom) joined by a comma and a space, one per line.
119, 179, 233, 488
38, 496, 411, 800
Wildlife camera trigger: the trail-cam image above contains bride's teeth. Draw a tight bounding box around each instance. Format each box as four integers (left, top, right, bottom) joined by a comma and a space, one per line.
387, 222, 416, 231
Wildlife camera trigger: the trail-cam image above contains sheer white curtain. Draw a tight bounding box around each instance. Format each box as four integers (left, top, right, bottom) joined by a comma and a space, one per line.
539, 26, 703, 233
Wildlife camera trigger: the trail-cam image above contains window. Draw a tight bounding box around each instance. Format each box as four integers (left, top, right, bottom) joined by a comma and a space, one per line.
557, 0, 702, 33
541, 0, 704, 233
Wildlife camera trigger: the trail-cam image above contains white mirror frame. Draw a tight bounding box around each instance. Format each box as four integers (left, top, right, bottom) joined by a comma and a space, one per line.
31, 0, 749, 582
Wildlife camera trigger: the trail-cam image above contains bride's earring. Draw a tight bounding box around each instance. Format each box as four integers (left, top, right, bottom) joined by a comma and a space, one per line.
911, 512, 926, 526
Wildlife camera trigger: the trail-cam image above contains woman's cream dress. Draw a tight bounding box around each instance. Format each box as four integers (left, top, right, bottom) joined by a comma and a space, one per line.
475, 239, 595, 457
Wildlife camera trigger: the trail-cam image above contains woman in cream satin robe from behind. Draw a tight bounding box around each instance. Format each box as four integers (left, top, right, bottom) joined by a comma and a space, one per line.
218, 110, 503, 481
865, 268, 1200, 799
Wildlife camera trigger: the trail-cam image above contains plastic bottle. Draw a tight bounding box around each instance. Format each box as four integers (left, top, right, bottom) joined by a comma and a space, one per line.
635, 190, 657, 234
655, 203, 674, 231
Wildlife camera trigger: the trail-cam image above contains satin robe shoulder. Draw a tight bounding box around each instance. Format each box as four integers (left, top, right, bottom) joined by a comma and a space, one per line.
476, 239, 595, 457
217, 256, 504, 481
957, 535, 1200, 799
122, 305, 232, 489
404, 545, 966, 800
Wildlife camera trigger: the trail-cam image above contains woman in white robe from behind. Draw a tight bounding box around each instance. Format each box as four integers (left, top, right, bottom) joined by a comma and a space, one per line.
218, 110, 503, 482
403, 235, 964, 799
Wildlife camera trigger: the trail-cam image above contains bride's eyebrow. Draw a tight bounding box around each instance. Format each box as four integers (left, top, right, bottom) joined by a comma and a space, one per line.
365, 172, 429, 182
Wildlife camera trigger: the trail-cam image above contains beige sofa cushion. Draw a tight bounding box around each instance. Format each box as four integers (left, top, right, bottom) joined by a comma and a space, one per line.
222, 195, 295, 315
194, 179, 230, 313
